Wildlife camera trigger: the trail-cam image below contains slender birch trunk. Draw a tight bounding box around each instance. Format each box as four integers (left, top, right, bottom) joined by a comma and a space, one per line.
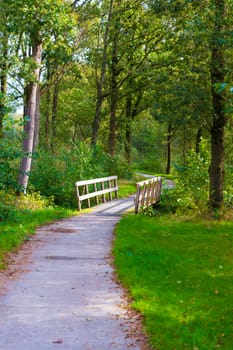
18, 38, 42, 193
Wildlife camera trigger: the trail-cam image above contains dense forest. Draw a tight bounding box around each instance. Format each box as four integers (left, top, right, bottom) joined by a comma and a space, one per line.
0, 0, 233, 214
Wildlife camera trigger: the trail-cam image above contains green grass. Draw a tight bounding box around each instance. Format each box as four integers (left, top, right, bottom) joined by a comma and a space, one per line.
118, 179, 137, 198
133, 168, 176, 180
113, 214, 233, 350
0, 207, 77, 269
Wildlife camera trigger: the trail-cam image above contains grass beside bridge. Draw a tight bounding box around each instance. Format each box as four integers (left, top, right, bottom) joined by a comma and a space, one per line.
113, 214, 233, 350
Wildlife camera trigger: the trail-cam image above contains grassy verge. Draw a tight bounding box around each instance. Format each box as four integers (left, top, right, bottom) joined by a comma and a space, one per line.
132, 169, 176, 180
0, 207, 77, 269
118, 179, 136, 198
113, 214, 233, 350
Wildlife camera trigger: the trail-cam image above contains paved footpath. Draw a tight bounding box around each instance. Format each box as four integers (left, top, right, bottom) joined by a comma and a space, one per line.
0, 197, 149, 350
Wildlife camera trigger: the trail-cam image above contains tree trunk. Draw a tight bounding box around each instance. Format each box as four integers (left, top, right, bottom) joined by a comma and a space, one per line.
44, 65, 51, 149
125, 91, 143, 166
209, 118, 225, 208
109, 88, 118, 156
0, 32, 8, 138
195, 127, 202, 154
209, 0, 226, 209
33, 85, 40, 150
109, 26, 119, 157
18, 39, 42, 193
91, 0, 114, 146
182, 125, 186, 164
51, 82, 59, 153
166, 123, 173, 174
92, 90, 104, 146
125, 97, 132, 166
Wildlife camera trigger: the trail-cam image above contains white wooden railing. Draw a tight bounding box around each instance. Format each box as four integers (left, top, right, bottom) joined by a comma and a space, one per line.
75, 176, 118, 211
134, 177, 162, 214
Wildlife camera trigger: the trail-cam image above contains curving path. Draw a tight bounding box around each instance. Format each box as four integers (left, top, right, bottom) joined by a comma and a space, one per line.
0, 197, 150, 350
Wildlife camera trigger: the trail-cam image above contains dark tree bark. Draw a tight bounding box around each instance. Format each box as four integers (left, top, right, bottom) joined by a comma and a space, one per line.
109, 30, 119, 156
109, 89, 118, 156
44, 64, 51, 149
166, 123, 173, 174
18, 38, 42, 193
209, 0, 226, 209
92, 92, 104, 146
125, 97, 132, 166
195, 127, 202, 154
91, 0, 114, 146
124, 92, 143, 166
0, 33, 8, 138
51, 82, 59, 153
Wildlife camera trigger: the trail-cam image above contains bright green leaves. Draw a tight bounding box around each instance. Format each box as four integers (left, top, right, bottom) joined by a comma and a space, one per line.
6, 0, 77, 46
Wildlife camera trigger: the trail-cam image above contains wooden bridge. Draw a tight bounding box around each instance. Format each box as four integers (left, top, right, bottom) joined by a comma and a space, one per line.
75, 175, 163, 214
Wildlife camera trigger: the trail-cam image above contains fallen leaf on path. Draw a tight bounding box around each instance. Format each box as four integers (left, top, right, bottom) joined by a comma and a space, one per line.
52, 339, 63, 344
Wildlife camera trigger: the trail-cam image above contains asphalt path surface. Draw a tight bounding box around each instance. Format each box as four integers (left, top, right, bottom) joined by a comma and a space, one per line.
0, 197, 150, 350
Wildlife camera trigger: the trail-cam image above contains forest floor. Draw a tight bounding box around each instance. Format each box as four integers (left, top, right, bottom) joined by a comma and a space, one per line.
0, 197, 152, 350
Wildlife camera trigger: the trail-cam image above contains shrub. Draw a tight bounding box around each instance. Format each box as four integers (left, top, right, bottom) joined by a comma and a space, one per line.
0, 135, 21, 191
0, 191, 16, 221
30, 142, 130, 207
159, 139, 210, 216
0, 189, 54, 222
224, 164, 233, 209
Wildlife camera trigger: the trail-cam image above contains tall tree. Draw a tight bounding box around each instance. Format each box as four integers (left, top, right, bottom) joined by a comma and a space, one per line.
91, 0, 114, 146
6, 0, 77, 192
0, 1, 10, 137
209, 0, 226, 209
18, 37, 42, 192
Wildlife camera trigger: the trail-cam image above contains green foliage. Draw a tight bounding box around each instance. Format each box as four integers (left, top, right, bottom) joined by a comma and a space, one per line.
0, 189, 54, 222
224, 164, 233, 208
15, 192, 54, 210
160, 139, 210, 215
224, 127, 233, 208
138, 205, 159, 217
113, 214, 233, 350
132, 115, 166, 173
6, 0, 76, 42
0, 191, 16, 221
30, 142, 130, 207
105, 150, 132, 179
0, 132, 21, 191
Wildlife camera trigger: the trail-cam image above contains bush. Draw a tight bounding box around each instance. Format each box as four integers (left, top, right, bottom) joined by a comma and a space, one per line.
30, 142, 130, 207
15, 192, 54, 210
0, 191, 16, 221
159, 139, 210, 216
0, 135, 21, 191
0, 189, 54, 222
224, 164, 233, 209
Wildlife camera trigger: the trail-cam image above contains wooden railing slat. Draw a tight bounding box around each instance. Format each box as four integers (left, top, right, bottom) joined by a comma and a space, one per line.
78, 187, 118, 201
75, 176, 117, 187
75, 176, 118, 210
134, 177, 162, 213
